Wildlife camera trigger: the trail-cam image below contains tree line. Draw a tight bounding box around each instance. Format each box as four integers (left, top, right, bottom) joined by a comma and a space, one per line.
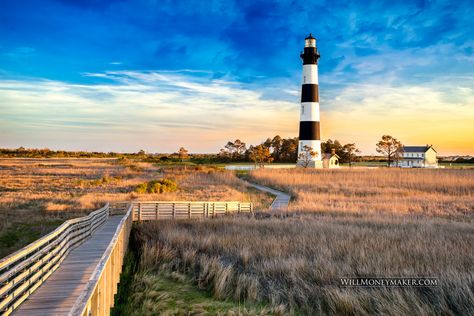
0, 136, 360, 164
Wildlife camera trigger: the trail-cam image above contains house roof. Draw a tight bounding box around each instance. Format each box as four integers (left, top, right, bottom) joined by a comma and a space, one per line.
322, 153, 340, 159
403, 145, 437, 153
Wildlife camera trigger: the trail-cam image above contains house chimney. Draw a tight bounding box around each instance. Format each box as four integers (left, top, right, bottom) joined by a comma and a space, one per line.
331, 148, 336, 155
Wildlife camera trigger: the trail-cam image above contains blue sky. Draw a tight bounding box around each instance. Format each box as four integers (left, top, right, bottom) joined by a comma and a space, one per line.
1, 0, 473, 154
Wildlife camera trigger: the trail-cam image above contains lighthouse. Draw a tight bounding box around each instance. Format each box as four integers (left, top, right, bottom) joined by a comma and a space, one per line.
297, 34, 322, 168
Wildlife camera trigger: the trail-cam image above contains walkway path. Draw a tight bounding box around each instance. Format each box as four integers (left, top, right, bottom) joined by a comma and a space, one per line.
245, 182, 291, 210
14, 216, 124, 316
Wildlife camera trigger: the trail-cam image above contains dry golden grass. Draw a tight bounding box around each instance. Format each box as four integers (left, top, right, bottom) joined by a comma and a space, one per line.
249, 168, 474, 220
0, 159, 270, 257
129, 168, 474, 315
136, 214, 474, 315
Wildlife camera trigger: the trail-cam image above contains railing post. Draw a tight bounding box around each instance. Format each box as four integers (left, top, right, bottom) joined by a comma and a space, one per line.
155, 203, 158, 220
238, 203, 241, 213
172, 203, 175, 219
138, 203, 142, 222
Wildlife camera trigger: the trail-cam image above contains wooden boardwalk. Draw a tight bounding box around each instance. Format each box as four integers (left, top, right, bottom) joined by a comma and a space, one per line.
13, 216, 124, 316
246, 182, 291, 210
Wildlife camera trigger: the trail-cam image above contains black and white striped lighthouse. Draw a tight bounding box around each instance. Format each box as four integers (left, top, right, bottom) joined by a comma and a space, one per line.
297, 33, 322, 168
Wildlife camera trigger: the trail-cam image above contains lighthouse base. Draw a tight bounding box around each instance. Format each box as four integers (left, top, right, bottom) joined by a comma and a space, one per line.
296, 160, 323, 168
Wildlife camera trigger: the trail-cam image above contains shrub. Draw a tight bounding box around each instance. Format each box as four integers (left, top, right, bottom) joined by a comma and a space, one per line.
135, 179, 178, 194
135, 183, 148, 194
147, 180, 162, 194
160, 179, 177, 192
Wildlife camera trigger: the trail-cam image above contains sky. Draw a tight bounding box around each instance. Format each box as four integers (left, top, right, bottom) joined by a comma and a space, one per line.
1, 0, 473, 155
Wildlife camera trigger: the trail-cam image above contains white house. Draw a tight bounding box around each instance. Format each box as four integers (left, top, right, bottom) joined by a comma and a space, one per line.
399, 145, 438, 168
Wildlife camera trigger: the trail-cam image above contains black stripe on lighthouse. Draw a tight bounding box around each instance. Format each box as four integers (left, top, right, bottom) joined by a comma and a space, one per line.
299, 121, 320, 140
301, 84, 319, 102
301, 47, 319, 65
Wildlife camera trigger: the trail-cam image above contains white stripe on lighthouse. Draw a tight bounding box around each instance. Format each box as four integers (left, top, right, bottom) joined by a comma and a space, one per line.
298, 140, 322, 161
300, 102, 320, 121
302, 64, 318, 84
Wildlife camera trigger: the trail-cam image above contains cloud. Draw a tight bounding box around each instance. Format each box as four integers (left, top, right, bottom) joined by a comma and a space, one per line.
322, 82, 474, 155
0, 71, 298, 152
1, 69, 473, 155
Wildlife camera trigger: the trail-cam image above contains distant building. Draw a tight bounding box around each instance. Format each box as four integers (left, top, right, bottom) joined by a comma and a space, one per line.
322, 149, 340, 168
399, 145, 438, 168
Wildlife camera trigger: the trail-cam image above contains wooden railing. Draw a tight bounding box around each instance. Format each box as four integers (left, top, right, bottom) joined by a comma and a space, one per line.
71, 204, 133, 316
0, 204, 110, 316
0, 200, 252, 315
131, 201, 253, 221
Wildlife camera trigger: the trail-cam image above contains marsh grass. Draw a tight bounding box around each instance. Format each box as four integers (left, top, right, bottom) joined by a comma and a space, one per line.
249, 168, 474, 220
135, 215, 474, 315
0, 159, 268, 257
130, 168, 474, 315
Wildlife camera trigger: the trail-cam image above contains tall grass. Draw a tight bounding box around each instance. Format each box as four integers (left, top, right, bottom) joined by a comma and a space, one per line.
129, 168, 474, 314
249, 168, 474, 220
135, 215, 474, 315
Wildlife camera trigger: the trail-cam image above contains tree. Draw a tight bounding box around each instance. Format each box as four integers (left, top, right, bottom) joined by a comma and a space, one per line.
280, 137, 299, 162
341, 143, 361, 166
248, 145, 273, 168
321, 139, 361, 165
298, 145, 318, 168
219, 139, 247, 161
270, 135, 283, 161
178, 147, 189, 170
376, 135, 403, 167
321, 139, 343, 155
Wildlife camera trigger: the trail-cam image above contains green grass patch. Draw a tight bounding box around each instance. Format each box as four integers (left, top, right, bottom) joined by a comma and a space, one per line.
0, 219, 64, 258
113, 247, 277, 316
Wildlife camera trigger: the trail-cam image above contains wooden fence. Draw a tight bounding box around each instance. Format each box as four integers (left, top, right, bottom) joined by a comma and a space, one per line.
71, 204, 133, 316
131, 201, 253, 221
0, 204, 110, 316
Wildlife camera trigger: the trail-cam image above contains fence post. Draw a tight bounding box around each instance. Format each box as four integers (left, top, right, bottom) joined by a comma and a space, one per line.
172, 203, 175, 219
155, 203, 159, 220
138, 203, 142, 222
238, 203, 241, 213
188, 203, 191, 219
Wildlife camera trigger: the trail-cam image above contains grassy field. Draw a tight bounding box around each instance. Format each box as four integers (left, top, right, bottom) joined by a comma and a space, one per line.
249, 168, 474, 220
0, 158, 271, 258
125, 168, 473, 315
3, 161, 473, 314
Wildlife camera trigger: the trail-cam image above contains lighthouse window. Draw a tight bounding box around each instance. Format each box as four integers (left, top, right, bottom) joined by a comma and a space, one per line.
301, 105, 304, 114
303, 76, 306, 83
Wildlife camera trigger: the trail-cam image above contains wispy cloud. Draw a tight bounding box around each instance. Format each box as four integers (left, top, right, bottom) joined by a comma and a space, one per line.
0, 71, 298, 152
1, 70, 473, 154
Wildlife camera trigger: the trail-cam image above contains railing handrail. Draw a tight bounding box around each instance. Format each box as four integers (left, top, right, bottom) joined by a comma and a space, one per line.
0, 204, 110, 315
70, 204, 133, 316
2, 200, 252, 315
0, 204, 108, 272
